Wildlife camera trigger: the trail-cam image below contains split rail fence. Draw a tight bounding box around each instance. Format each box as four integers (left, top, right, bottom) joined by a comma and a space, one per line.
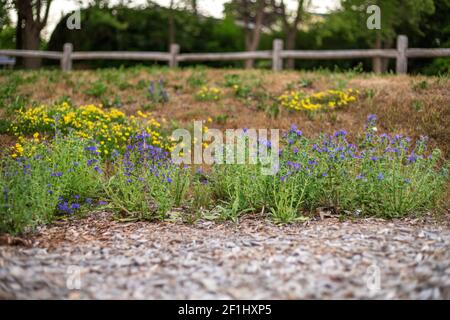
1, 35, 449, 74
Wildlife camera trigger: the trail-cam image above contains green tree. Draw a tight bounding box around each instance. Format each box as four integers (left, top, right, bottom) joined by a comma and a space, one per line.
333, 0, 435, 72
13, 0, 53, 68
225, 0, 279, 68
0, 0, 15, 49
272, 0, 311, 69
408, 0, 450, 74
47, 3, 245, 68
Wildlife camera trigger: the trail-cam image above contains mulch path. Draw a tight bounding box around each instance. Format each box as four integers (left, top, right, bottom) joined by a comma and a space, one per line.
0, 212, 449, 299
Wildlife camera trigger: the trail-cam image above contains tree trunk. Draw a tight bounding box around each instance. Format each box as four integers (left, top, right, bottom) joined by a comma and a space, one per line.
245, 30, 261, 69
278, 0, 305, 70
285, 29, 296, 69
380, 39, 393, 72
22, 21, 41, 69
244, 0, 265, 69
168, 0, 175, 47
191, 0, 197, 15
15, 10, 23, 66
372, 32, 382, 73
15, 0, 52, 69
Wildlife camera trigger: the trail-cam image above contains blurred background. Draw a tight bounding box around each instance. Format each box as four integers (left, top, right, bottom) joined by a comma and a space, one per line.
0, 0, 449, 74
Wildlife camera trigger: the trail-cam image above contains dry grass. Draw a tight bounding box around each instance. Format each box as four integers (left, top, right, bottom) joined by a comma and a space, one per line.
1, 67, 449, 156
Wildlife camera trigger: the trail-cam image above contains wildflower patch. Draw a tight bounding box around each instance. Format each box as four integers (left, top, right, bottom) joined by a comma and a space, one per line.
195, 86, 222, 101
278, 89, 359, 111
9, 103, 172, 156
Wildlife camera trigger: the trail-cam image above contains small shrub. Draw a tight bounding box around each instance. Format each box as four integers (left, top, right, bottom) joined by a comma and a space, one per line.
104, 134, 190, 220
148, 80, 169, 103
232, 84, 252, 99
190, 170, 213, 212
214, 114, 229, 125
223, 74, 242, 88
0, 134, 103, 234
210, 115, 448, 222
286, 79, 313, 91
195, 86, 222, 101
85, 81, 107, 98
0, 119, 12, 134
101, 95, 123, 109
412, 101, 423, 112
412, 80, 429, 91
278, 89, 359, 112
187, 70, 207, 88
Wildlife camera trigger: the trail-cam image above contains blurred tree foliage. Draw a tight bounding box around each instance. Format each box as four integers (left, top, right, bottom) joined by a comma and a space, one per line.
1, 0, 447, 74
281, 0, 447, 74
323, 0, 435, 72
47, 2, 249, 68
406, 0, 450, 74
0, 0, 15, 48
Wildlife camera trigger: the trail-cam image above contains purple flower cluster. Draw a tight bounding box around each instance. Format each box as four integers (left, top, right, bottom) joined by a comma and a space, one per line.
279, 114, 433, 185
120, 133, 178, 186
56, 195, 105, 215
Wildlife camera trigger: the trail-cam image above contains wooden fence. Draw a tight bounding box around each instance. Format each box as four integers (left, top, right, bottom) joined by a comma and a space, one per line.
1, 35, 449, 74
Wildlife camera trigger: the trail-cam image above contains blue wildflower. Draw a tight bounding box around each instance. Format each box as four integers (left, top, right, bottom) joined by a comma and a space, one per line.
367, 114, 377, 123
85, 146, 97, 152
334, 130, 347, 137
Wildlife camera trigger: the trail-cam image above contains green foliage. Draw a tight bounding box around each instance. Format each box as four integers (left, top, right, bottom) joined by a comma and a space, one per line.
0, 118, 11, 134
186, 69, 208, 88
0, 109, 447, 234
223, 74, 242, 88
47, 4, 246, 68
0, 72, 37, 114
412, 80, 429, 91
190, 170, 213, 212
210, 116, 448, 222
0, 135, 102, 234
214, 114, 229, 125
85, 81, 107, 98
0, 0, 14, 49
41, 0, 449, 74
148, 79, 170, 103
104, 136, 190, 220
332, 0, 434, 46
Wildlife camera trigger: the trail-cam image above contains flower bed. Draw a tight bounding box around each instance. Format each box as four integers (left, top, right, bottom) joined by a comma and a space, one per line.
1, 111, 447, 234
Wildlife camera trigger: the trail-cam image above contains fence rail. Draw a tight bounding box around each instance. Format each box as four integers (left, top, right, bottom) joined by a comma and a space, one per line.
280, 49, 398, 59
0, 49, 62, 60
1, 35, 449, 74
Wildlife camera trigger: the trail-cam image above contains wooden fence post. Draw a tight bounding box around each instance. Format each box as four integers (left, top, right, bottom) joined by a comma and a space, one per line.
61, 43, 73, 71
396, 35, 408, 74
272, 39, 283, 71
169, 43, 180, 68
